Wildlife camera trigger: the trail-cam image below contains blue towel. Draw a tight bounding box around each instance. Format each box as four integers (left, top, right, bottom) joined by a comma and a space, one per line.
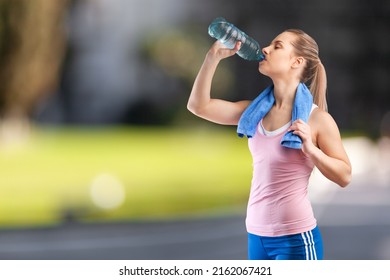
237, 82, 313, 149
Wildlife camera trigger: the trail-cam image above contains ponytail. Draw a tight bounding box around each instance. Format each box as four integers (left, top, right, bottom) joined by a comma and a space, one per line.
309, 61, 328, 111
285, 29, 328, 111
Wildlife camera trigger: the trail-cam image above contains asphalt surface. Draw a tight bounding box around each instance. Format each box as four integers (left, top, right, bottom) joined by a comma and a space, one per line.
0, 175, 389, 260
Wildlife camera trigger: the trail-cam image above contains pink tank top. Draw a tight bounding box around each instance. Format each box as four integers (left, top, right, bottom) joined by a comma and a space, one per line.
246, 105, 317, 237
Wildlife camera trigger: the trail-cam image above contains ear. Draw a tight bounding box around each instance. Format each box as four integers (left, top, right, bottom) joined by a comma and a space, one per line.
291, 57, 304, 69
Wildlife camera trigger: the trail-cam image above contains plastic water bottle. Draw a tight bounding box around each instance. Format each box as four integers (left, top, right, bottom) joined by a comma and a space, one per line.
208, 17, 264, 61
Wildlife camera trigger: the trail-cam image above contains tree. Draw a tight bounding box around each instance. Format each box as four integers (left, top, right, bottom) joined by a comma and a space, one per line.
0, 0, 68, 141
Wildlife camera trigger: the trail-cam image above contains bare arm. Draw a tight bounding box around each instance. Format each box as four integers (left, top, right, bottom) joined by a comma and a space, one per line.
291, 109, 352, 187
187, 41, 250, 125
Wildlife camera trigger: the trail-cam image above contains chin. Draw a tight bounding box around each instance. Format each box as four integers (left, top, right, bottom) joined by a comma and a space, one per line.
258, 68, 267, 76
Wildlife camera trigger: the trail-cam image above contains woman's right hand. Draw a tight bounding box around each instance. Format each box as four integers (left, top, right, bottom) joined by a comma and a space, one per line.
206, 41, 242, 62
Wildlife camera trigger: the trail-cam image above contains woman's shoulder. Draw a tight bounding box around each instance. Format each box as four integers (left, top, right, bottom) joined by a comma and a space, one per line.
309, 106, 340, 132
310, 106, 333, 120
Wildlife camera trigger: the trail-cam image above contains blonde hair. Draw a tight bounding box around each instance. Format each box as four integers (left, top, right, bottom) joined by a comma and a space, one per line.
285, 29, 328, 111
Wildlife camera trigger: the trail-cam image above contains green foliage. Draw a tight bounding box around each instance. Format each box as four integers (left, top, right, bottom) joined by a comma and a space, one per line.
0, 126, 252, 227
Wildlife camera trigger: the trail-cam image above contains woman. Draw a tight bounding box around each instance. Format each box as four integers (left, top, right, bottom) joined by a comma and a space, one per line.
187, 29, 352, 260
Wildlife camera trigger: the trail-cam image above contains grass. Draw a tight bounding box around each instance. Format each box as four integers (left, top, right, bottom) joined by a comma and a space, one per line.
0, 125, 252, 228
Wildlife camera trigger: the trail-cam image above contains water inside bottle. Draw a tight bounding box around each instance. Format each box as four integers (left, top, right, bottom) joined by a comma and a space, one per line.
208, 17, 265, 61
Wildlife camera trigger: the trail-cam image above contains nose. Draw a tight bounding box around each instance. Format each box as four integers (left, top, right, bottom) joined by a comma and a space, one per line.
262, 46, 269, 56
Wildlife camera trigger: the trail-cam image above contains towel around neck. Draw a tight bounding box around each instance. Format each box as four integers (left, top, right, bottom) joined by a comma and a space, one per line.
237, 83, 313, 149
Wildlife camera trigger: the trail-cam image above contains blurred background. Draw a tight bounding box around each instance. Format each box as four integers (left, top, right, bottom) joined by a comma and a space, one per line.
0, 0, 389, 260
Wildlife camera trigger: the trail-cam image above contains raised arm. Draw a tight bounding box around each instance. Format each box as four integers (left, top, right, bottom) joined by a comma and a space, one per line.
187, 41, 250, 125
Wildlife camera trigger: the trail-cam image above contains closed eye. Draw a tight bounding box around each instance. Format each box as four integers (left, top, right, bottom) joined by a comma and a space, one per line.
272, 40, 284, 49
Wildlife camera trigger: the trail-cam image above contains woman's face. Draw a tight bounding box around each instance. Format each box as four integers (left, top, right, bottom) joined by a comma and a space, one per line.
258, 32, 299, 79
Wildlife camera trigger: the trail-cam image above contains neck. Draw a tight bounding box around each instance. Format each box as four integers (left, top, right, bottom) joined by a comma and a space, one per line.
272, 79, 300, 109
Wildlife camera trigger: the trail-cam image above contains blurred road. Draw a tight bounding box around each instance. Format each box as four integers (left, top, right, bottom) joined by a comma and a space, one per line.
0, 137, 389, 260
0, 177, 389, 260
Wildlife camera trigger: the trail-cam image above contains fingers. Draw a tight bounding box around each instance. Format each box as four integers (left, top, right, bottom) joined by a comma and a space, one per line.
289, 119, 311, 140
289, 119, 316, 154
234, 41, 242, 52
213, 40, 241, 50
210, 40, 242, 59
289, 119, 305, 129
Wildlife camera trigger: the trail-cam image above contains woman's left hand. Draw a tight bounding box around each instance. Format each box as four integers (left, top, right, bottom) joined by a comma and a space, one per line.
289, 119, 316, 156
